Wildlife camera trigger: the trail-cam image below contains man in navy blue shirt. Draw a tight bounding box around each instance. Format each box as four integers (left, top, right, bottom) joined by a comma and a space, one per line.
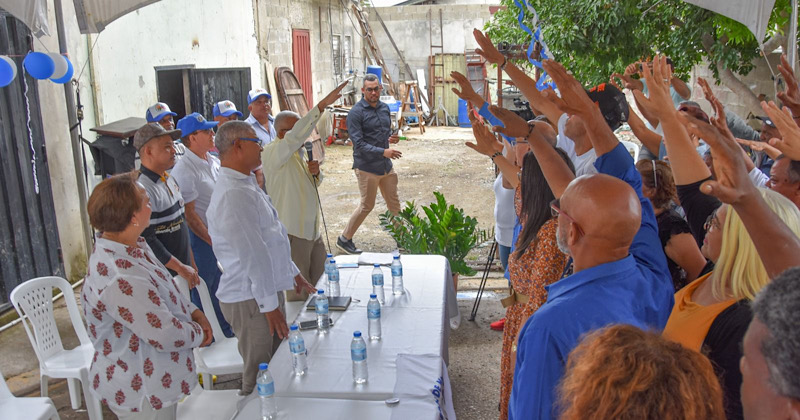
337, 74, 402, 254
484, 58, 674, 420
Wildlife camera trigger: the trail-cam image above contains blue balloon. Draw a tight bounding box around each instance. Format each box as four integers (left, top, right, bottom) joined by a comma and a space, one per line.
50, 58, 73, 84
23, 52, 55, 79
0, 56, 15, 87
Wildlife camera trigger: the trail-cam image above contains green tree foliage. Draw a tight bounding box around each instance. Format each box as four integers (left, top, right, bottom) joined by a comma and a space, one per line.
485, 0, 793, 86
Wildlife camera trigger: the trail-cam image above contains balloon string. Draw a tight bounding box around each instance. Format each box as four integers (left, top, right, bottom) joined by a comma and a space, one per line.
23, 73, 40, 195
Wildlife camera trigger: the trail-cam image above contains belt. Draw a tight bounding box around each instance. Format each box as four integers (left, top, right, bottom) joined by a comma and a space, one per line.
500, 288, 530, 308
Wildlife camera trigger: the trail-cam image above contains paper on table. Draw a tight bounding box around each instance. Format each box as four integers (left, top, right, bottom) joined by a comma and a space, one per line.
358, 252, 394, 266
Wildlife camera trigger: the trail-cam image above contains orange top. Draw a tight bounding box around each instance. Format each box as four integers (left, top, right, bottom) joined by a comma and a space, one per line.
662, 273, 737, 351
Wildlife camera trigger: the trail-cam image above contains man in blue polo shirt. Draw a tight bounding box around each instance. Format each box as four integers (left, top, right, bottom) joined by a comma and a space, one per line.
243, 90, 272, 190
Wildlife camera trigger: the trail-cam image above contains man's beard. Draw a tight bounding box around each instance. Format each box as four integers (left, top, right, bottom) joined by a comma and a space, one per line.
556, 224, 571, 255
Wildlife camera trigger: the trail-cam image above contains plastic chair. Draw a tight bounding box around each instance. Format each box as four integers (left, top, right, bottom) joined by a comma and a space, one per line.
9, 277, 102, 420
0, 366, 60, 420
174, 276, 243, 390
176, 383, 242, 420
620, 140, 641, 161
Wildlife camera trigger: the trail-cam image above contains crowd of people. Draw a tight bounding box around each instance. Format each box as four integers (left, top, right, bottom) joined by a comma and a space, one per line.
70, 23, 800, 420
452, 28, 800, 420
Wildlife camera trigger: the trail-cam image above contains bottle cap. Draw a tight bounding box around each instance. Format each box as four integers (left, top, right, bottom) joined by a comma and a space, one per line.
373, 263, 380, 267
318, 289, 325, 294
289, 324, 298, 331
393, 255, 399, 259
259, 362, 268, 370
331, 259, 336, 263
327, 253, 333, 258
354, 331, 362, 337
370, 294, 377, 298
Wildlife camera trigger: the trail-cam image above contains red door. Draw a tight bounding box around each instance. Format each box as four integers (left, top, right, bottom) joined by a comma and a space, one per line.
292, 29, 313, 108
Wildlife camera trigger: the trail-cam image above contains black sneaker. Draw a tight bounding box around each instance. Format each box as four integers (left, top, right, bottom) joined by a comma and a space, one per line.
337, 236, 363, 254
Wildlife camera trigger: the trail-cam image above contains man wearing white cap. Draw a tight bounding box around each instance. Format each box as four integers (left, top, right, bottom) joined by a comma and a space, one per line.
146, 101, 186, 163
213, 100, 244, 126
245, 89, 277, 146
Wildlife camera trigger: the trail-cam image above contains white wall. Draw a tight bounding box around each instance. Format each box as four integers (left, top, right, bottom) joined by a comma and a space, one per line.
87, 0, 262, 125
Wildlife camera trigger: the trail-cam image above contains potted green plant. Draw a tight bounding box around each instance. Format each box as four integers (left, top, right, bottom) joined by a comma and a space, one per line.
379, 191, 479, 291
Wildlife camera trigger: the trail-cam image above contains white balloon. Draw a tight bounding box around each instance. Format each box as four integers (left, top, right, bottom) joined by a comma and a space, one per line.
0, 55, 17, 81
47, 52, 68, 80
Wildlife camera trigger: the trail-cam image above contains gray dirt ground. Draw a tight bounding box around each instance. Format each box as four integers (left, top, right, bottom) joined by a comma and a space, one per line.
1, 126, 509, 419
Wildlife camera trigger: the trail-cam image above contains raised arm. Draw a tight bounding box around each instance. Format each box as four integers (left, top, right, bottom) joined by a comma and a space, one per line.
633, 57, 711, 185
473, 29, 563, 127
465, 111, 521, 189
683, 113, 800, 277
626, 106, 663, 157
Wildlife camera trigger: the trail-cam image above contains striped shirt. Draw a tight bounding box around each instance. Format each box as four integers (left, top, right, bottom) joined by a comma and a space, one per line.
138, 165, 191, 271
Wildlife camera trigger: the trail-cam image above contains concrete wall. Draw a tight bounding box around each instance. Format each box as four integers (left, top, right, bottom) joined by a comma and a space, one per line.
253, 0, 366, 106
87, 0, 262, 125
368, 4, 494, 85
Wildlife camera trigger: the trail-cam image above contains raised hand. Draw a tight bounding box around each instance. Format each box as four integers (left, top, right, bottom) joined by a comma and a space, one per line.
451, 71, 484, 107
681, 112, 756, 204
631, 55, 677, 123
466, 110, 503, 157
317, 80, 350, 112
487, 105, 530, 138
736, 138, 781, 159
762, 100, 800, 160
473, 29, 505, 65
540, 60, 597, 119
697, 78, 734, 139
777, 54, 800, 119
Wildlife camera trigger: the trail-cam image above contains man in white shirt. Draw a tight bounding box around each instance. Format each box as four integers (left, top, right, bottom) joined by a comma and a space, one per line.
206, 120, 317, 395
171, 112, 233, 338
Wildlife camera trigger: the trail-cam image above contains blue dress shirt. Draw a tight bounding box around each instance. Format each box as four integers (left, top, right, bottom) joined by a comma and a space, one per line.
508, 142, 674, 420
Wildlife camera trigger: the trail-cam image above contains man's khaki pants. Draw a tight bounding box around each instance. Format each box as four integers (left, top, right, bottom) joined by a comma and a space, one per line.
286, 235, 327, 301
220, 294, 285, 395
342, 168, 401, 239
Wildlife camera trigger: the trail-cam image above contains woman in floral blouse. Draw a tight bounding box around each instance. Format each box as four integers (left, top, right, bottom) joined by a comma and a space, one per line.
81, 172, 213, 419
499, 151, 572, 420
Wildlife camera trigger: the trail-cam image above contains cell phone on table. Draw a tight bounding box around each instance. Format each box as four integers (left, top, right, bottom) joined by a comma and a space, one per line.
298, 319, 333, 330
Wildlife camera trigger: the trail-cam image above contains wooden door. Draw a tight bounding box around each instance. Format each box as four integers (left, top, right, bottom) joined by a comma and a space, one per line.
292, 29, 312, 108
188, 67, 251, 120
0, 9, 65, 310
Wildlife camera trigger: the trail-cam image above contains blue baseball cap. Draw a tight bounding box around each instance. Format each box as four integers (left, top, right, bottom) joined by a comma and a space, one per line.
176, 112, 218, 137
145, 102, 177, 123
213, 100, 244, 118
247, 88, 271, 104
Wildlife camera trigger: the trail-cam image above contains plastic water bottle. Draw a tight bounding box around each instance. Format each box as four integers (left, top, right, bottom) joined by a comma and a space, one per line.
371, 264, 385, 304
324, 253, 334, 274
288, 325, 307, 376
328, 259, 340, 297
351, 331, 368, 384
316, 289, 330, 333
391, 255, 404, 295
256, 363, 277, 419
367, 294, 381, 340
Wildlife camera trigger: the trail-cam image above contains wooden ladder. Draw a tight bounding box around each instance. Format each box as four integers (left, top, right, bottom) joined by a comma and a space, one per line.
351, 2, 395, 96
400, 81, 426, 135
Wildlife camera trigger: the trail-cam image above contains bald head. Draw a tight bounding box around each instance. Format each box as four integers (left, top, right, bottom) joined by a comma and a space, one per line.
559, 174, 641, 268
274, 111, 300, 139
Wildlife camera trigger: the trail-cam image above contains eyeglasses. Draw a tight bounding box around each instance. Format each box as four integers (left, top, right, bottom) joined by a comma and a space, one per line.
704, 210, 720, 232
364, 86, 382, 93
237, 137, 263, 147
550, 198, 584, 236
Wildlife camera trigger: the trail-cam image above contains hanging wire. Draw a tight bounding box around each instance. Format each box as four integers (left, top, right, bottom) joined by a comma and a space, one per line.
22, 67, 40, 194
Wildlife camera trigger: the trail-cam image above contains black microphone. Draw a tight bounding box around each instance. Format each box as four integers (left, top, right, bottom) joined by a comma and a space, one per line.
304, 142, 318, 178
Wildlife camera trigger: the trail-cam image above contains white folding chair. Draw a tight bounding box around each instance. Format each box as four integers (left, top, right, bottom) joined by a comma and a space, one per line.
9, 277, 102, 420
0, 366, 60, 420
174, 276, 243, 390
620, 140, 641, 161
176, 383, 242, 420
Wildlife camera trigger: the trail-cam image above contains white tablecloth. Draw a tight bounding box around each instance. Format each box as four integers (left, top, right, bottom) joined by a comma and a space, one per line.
270, 255, 458, 414
234, 396, 398, 419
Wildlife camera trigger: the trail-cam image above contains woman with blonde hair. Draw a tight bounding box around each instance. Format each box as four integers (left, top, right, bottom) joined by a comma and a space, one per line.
636, 57, 800, 420
558, 324, 726, 420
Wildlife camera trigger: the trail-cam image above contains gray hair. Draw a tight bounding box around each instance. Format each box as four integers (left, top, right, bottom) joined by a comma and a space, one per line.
274, 110, 301, 136
215, 121, 255, 157
752, 266, 800, 400
777, 155, 800, 184
363, 73, 379, 86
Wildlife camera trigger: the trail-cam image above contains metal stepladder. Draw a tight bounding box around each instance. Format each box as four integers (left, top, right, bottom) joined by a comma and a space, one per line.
400, 81, 426, 134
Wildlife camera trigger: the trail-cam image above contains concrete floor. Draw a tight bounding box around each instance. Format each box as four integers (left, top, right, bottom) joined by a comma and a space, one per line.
1, 279, 508, 419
